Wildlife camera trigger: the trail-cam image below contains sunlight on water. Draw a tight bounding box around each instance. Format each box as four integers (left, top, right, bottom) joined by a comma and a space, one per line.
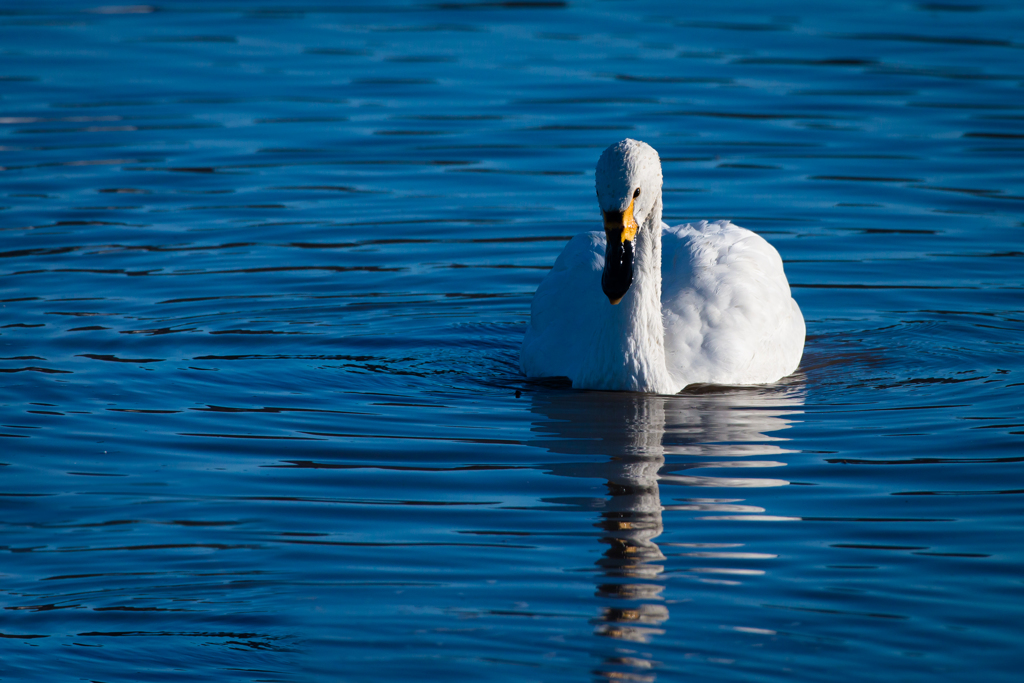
1, 1, 1022, 681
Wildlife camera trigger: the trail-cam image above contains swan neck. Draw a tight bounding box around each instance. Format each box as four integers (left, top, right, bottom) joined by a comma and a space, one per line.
573, 194, 675, 394
621, 195, 667, 383
631, 196, 662, 300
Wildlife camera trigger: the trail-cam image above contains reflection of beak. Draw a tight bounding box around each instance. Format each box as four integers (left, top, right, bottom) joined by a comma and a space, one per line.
602, 197, 638, 305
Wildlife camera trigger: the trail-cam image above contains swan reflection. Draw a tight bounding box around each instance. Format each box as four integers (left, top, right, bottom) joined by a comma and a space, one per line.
528, 386, 804, 679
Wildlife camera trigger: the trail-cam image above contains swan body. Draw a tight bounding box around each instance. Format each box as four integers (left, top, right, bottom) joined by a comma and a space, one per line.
520, 139, 804, 394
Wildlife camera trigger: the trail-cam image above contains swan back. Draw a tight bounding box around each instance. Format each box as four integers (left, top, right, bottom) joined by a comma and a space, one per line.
520, 231, 607, 381
661, 221, 804, 386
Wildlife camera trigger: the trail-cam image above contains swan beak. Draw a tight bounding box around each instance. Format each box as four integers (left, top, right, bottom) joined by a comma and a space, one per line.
601, 198, 638, 305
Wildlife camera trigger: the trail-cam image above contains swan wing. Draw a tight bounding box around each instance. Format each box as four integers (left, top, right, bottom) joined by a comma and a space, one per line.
521, 231, 608, 380
661, 220, 805, 386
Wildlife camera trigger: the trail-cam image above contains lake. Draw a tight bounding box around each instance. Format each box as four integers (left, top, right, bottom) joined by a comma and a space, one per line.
1, 1, 1022, 681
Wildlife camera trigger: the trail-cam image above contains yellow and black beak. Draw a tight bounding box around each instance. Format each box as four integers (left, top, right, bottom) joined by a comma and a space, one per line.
601, 197, 639, 305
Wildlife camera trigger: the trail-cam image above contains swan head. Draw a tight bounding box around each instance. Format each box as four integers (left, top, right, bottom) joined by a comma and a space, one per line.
595, 139, 663, 304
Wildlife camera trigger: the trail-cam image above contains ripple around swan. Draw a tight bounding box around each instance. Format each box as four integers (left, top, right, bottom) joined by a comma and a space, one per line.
1, 0, 1024, 681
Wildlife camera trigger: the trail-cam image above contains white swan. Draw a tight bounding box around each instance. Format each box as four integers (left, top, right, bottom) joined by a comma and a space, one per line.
520, 139, 805, 394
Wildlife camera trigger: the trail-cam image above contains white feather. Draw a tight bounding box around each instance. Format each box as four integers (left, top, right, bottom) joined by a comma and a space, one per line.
520, 140, 804, 394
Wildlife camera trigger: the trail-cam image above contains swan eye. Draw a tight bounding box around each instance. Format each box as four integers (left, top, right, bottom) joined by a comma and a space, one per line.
633, 188, 641, 199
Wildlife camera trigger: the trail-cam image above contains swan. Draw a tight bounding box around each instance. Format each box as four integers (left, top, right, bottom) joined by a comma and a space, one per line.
520, 138, 805, 394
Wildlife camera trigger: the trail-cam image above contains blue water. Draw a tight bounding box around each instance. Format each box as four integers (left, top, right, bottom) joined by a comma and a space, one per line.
2, 1, 1023, 680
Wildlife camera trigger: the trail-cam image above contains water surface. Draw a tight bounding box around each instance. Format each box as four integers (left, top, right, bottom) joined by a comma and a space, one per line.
1, 1, 1023, 681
